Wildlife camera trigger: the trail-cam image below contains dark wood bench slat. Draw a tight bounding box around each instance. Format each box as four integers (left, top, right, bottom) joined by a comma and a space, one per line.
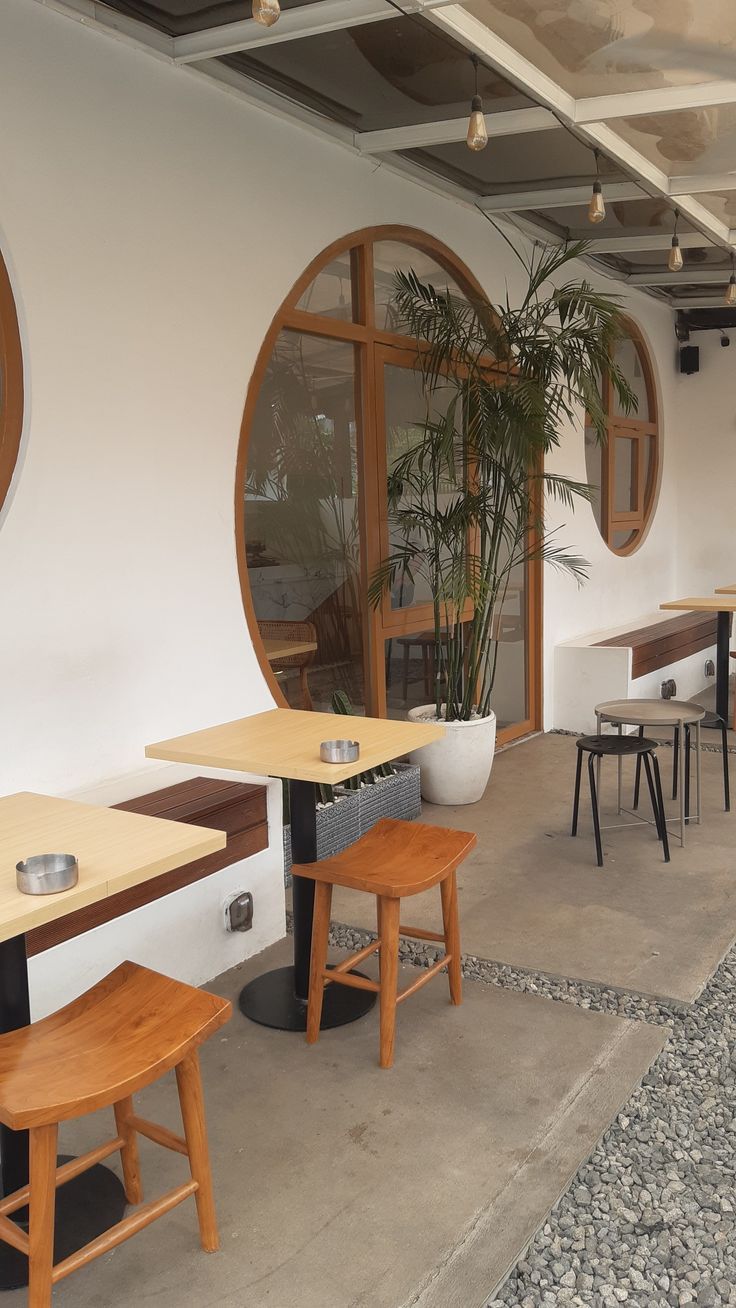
595, 611, 721, 680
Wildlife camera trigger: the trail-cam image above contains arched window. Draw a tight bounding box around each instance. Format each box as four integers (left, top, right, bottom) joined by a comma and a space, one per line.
0, 249, 23, 516
585, 320, 659, 555
236, 227, 540, 745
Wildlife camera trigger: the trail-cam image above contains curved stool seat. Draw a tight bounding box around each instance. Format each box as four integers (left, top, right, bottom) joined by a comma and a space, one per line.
572, 736, 669, 868
294, 818, 476, 1069
0, 962, 231, 1307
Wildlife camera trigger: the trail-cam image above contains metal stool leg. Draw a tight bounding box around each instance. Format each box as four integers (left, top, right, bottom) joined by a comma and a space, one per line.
684, 723, 691, 824
696, 719, 702, 824
571, 747, 583, 836
587, 752, 603, 867
633, 725, 644, 808
643, 752, 670, 863
721, 719, 730, 812
673, 725, 679, 799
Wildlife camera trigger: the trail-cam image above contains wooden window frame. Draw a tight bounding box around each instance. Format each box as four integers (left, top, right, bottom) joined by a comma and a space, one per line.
0, 248, 23, 515
234, 225, 542, 747
596, 318, 659, 557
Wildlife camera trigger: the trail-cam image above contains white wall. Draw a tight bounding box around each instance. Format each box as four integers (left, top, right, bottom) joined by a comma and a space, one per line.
0, 0, 723, 1005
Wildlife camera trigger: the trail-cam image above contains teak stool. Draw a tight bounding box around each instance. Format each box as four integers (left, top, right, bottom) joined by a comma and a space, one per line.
293, 818, 476, 1068
0, 962, 231, 1307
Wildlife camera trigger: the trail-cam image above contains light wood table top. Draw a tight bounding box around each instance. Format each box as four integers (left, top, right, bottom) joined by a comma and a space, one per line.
715, 585, 736, 595
0, 792, 226, 944
661, 596, 736, 613
146, 707, 445, 785
263, 638, 318, 662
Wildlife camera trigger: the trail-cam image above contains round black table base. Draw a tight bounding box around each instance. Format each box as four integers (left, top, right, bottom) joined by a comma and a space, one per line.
0, 1155, 127, 1291
239, 965, 376, 1032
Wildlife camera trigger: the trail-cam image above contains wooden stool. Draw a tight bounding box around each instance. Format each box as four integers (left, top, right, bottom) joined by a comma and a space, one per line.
0, 962, 231, 1307
294, 818, 476, 1069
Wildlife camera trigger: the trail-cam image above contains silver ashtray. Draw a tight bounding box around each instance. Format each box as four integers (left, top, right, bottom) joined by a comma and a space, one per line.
16, 854, 79, 896
320, 739, 360, 764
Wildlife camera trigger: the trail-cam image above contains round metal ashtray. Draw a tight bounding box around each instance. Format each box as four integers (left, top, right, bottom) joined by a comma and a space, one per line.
16, 853, 79, 896
320, 739, 360, 764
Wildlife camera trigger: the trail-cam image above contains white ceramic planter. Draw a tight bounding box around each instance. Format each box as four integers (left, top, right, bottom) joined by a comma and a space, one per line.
407, 706, 497, 806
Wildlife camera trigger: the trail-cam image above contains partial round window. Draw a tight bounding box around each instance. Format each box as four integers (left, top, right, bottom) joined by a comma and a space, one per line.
0, 248, 23, 516
584, 321, 659, 555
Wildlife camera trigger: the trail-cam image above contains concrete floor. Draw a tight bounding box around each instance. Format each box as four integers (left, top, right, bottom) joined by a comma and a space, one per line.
331, 732, 736, 1003
10, 937, 665, 1308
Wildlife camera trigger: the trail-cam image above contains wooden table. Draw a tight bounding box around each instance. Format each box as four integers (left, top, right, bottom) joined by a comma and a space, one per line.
661, 596, 736, 724
262, 638, 318, 662
147, 708, 444, 1031
0, 791, 224, 1288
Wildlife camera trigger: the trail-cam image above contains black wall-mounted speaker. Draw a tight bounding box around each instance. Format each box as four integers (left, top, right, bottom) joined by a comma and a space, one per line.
679, 345, 700, 375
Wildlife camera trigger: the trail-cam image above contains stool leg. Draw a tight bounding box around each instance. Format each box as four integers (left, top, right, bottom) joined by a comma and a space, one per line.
571, 747, 583, 836
633, 725, 644, 808
175, 1050, 219, 1253
684, 725, 691, 824
306, 881, 333, 1045
673, 725, 679, 799
642, 751, 663, 842
721, 719, 731, 812
651, 753, 670, 863
440, 871, 462, 1006
378, 896, 400, 1069
587, 753, 603, 868
114, 1096, 143, 1205
28, 1122, 58, 1308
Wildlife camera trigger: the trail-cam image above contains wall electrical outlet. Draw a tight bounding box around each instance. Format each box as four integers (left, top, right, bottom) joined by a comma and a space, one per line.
225, 892, 253, 932
705, 659, 715, 677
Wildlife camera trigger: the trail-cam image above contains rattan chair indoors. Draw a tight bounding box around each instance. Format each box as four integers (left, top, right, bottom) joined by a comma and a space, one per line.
258, 620, 317, 711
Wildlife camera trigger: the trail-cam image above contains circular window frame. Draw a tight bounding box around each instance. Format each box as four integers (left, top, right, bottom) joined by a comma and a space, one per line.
0, 249, 23, 517
233, 224, 494, 708
587, 315, 660, 558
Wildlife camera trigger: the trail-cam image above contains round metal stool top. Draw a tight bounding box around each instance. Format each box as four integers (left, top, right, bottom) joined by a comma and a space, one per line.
577, 734, 660, 757
595, 698, 705, 727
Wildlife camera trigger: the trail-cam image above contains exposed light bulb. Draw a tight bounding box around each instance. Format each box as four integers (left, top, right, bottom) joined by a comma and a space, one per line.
467, 95, 488, 151
668, 235, 683, 272
726, 273, 736, 306
588, 180, 606, 224
252, 0, 280, 26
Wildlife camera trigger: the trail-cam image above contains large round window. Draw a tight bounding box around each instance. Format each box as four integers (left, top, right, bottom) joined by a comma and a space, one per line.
584, 321, 659, 555
0, 248, 23, 516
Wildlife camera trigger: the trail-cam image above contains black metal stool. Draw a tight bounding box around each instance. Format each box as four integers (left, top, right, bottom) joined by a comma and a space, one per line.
572, 735, 670, 868
673, 711, 730, 815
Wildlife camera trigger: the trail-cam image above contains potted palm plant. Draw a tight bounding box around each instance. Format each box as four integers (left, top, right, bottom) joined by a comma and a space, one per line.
370, 239, 634, 805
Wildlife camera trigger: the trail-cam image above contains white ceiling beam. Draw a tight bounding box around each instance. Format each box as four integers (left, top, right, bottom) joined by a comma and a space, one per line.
575, 82, 736, 124
357, 106, 558, 154
670, 295, 733, 308
477, 182, 645, 212
627, 269, 732, 286
572, 231, 714, 253
670, 173, 736, 195
30, 0, 173, 57
173, 0, 456, 64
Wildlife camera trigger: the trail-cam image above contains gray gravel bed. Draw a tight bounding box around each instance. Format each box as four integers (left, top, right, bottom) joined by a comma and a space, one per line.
317, 916, 736, 1308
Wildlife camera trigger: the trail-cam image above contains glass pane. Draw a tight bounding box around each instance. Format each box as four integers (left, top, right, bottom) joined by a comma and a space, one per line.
613, 436, 638, 514
612, 529, 637, 551
383, 363, 459, 610
374, 241, 469, 334
612, 337, 650, 420
222, 17, 529, 133
384, 627, 459, 719
244, 329, 365, 711
404, 132, 620, 193
296, 251, 358, 322
102, 0, 322, 37
490, 556, 528, 730
584, 421, 603, 533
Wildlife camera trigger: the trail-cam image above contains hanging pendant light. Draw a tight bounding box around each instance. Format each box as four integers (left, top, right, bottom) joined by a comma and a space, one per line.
588, 149, 606, 223
252, 0, 280, 26
668, 208, 683, 272
726, 257, 736, 306
466, 56, 488, 152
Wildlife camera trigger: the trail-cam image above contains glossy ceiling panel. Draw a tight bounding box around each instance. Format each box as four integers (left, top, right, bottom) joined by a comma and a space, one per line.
694, 191, 736, 226
222, 17, 531, 132
459, 0, 736, 99
402, 130, 623, 192
100, 0, 322, 37
590, 246, 728, 278
527, 198, 694, 236
612, 105, 736, 176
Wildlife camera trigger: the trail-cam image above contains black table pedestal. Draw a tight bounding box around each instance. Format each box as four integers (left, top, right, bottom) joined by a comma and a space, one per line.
239, 778, 376, 1032
0, 935, 127, 1291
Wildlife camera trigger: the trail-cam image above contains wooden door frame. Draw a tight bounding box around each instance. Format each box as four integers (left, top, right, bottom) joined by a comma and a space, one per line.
234, 225, 542, 740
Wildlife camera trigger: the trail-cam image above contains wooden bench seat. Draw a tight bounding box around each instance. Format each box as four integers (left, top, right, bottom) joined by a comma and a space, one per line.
595, 611, 720, 680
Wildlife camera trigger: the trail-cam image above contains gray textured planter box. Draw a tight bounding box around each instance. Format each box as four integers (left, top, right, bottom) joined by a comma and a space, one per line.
283, 763, 421, 884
